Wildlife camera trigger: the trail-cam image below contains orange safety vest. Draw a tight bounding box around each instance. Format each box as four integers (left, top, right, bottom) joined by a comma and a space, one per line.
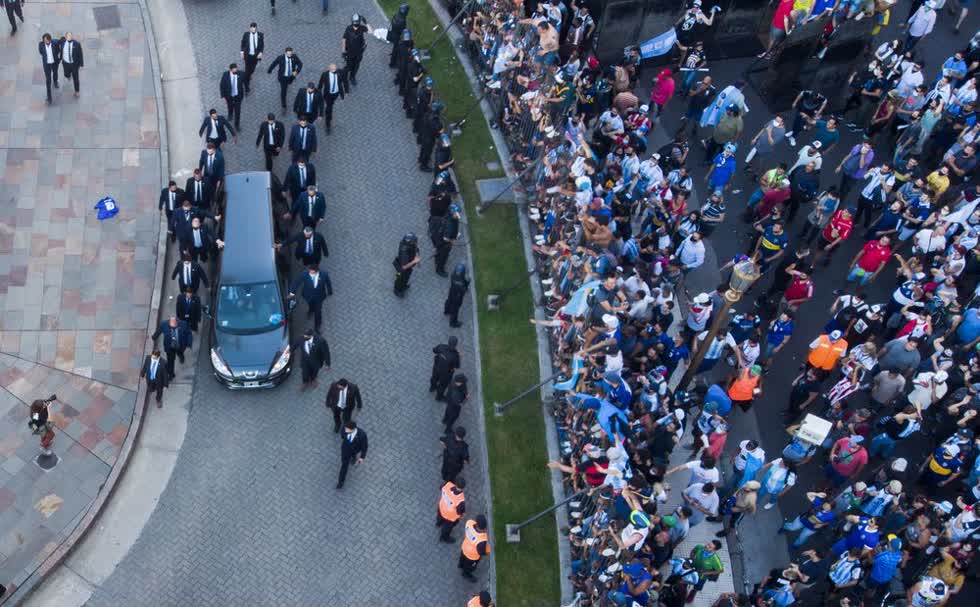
439, 482, 465, 522
466, 596, 486, 607
807, 334, 848, 370
727, 368, 760, 402
461, 519, 490, 561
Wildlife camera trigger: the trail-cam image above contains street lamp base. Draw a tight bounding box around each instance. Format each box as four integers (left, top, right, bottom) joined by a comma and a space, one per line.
35, 452, 59, 471
486, 294, 501, 311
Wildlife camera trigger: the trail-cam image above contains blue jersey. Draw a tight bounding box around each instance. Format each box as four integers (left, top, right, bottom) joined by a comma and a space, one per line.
94, 196, 119, 220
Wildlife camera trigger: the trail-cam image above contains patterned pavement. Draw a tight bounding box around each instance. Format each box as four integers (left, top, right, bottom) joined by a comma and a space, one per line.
0, 0, 162, 595
86, 0, 489, 605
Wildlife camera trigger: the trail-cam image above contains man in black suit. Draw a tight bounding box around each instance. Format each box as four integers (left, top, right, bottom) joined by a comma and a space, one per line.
277, 225, 328, 266
293, 82, 322, 123
38, 33, 61, 104
172, 197, 219, 237
140, 350, 170, 406
325, 378, 362, 432
198, 109, 237, 148
172, 254, 209, 294
292, 327, 330, 389
267, 47, 302, 110
178, 217, 222, 263
288, 117, 317, 161
184, 168, 215, 209
288, 264, 332, 330
282, 157, 316, 201
199, 143, 226, 190
317, 63, 348, 135
151, 316, 194, 378
176, 288, 202, 332
3, 0, 24, 36
256, 113, 285, 172
59, 32, 83, 96
240, 22, 264, 93
159, 180, 185, 243
285, 184, 326, 229
337, 420, 368, 489
430, 336, 460, 401
219, 64, 245, 130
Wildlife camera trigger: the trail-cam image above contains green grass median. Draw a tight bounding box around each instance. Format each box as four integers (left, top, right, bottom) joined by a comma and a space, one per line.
374, 1, 560, 604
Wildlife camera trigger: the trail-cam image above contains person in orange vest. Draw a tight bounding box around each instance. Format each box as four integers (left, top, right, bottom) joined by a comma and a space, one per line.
437, 477, 466, 542
727, 364, 763, 412
459, 514, 491, 581
467, 591, 494, 607
806, 329, 848, 377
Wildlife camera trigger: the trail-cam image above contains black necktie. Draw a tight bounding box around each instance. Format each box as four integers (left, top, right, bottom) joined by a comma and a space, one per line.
299, 167, 306, 186
196, 181, 201, 201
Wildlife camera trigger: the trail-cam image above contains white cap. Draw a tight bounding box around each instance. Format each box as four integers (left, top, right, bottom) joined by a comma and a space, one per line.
602, 314, 620, 329
891, 458, 908, 472
694, 293, 710, 304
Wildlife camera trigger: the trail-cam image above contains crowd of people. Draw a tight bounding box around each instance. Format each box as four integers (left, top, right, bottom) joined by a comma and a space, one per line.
444, 0, 980, 605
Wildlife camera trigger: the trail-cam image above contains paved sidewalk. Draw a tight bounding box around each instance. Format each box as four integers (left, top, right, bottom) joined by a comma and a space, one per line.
0, 1, 162, 598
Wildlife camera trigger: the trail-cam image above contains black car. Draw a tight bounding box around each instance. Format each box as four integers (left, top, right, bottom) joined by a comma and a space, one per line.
208, 171, 292, 388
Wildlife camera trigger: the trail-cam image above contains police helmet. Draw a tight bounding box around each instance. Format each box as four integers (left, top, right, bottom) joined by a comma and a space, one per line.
402, 232, 418, 244
437, 170, 449, 182
352, 13, 360, 23
431, 101, 445, 113
424, 76, 434, 87
449, 203, 461, 215
398, 3, 410, 15
411, 49, 421, 58
439, 133, 451, 146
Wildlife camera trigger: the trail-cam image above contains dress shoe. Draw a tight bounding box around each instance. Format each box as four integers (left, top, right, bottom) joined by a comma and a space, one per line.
450, 321, 462, 328
335, 482, 344, 489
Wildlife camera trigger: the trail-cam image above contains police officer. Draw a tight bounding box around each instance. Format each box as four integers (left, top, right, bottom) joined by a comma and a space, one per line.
342, 14, 369, 86
458, 514, 490, 581
418, 106, 444, 171
441, 425, 470, 483
467, 592, 494, 607
393, 233, 421, 297
444, 263, 469, 328
442, 372, 468, 433
430, 204, 461, 275
430, 336, 460, 400
434, 132, 455, 175
412, 76, 434, 128
392, 29, 414, 84
387, 4, 410, 66
402, 51, 425, 111
436, 476, 466, 542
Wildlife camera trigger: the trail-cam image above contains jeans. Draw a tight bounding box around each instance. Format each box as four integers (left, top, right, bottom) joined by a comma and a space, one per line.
607, 591, 633, 606
870, 433, 897, 458
846, 265, 872, 285
747, 187, 765, 208
782, 517, 818, 547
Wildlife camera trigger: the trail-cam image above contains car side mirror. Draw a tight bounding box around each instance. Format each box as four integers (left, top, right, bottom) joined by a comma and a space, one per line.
203, 304, 212, 318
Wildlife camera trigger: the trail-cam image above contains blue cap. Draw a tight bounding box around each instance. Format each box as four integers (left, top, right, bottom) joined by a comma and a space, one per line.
424, 76, 434, 87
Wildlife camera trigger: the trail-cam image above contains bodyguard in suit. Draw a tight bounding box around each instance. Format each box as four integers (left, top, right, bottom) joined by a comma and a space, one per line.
140, 350, 170, 406
151, 316, 193, 378
256, 113, 285, 172
159, 181, 185, 242
38, 33, 61, 104
292, 327, 330, 389
240, 23, 264, 93
288, 264, 332, 330
337, 421, 368, 489
267, 47, 302, 110
176, 288, 202, 332
3, 0, 24, 36
288, 117, 317, 161
199, 143, 226, 190
185, 168, 215, 209
219, 64, 245, 130
171, 254, 210, 294
293, 82, 323, 122
59, 32, 83, 96
286, 184, 326, 228
282, 157, 316, 201
317, 64, 348, 134
277, 225, 328, 266
172, 198, 219, 237
325, 378, 362, 432
199, 109, 237, 148
178, 217, 221, 263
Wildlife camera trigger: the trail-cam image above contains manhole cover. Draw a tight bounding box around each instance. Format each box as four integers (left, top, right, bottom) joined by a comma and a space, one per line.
93, 5, 121, 31
476, 177, 517, 204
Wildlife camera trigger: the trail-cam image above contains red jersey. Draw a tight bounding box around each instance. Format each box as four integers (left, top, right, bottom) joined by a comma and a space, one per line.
822, 211, 853, 242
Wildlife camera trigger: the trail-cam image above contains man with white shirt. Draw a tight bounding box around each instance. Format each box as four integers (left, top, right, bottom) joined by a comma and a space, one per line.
198, 108, 236, 148
59, 32, 83, 97
293, 328, 330, 390
288, 264, 332, 330
317, 63, 348, 135
676, 232, 706, 273
255, 113, 285, 171
326, 378, 363, 432
239, 22, 264, 94
38, 33, 61, 104
219, 63, 245, 130
140, 350, 170, 406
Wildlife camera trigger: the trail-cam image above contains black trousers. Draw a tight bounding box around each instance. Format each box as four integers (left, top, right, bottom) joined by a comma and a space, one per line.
430, 368, 451, 398
437, 513, 458, 541
442, 403, 461, 433
345, 52, 363, 82
323, 93, 339, 127
243, 55, 259, 91
444, 299, 462, 326
434, 242, 451, 272
442, 458, 462, 483
394, 267, 413, 295
225, 97, 242, 130
305, 299, 323, 330
188, 245, 209, 263
62, 63, 80, 92
277, 78, 292, 108
163, 347, 184, 377
419, 139, 435, 168
331, 406, 353, 432
300, 362, 320, 383
854, 195, 879, 228
149, 380, 165, 403
5, 2, 23, 31
42, 62, 59, 101
262, 145, 278, 171
458, 553, 479, 575
338, 455, 355, 486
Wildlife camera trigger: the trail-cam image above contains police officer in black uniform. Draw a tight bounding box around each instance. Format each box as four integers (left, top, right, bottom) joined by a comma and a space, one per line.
433, 132, 455, 175
410, 75, 433, 122
392, 29, 414, 83
428, 170, 454, 218
430, 203, 461, 276
393, 233, 421, 297
430, 336, 460, 400
342, 14, 369, 86
418, 106, 443, 171
444, 263, 469, 328
387, 4, 410, 66
401, 50, 425, 108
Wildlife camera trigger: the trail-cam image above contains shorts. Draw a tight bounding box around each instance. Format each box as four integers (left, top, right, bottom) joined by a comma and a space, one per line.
771, 27, 788, 43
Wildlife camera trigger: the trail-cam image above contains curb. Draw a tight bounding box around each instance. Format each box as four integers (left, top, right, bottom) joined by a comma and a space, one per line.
421, 1, 572, 602
7, 0, 170, 603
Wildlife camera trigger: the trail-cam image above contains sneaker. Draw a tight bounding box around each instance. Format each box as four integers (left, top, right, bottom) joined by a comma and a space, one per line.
764, 502, 775, 510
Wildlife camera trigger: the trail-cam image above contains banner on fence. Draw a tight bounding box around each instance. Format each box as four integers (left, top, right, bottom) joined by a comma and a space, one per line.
638, 28, 677, 59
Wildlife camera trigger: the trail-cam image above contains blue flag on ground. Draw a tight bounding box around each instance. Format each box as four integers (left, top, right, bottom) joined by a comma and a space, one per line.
94, 196, 119, 220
